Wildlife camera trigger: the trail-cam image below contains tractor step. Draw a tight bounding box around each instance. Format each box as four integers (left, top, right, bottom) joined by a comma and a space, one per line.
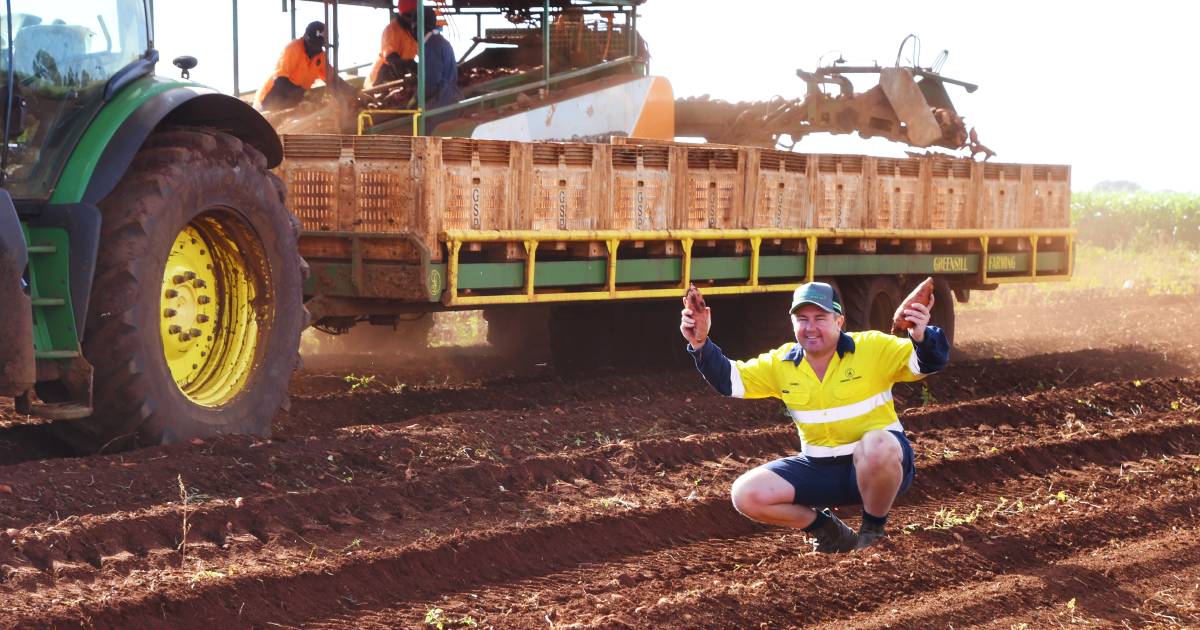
29, 402, 93, 421
35, 350, 81, 359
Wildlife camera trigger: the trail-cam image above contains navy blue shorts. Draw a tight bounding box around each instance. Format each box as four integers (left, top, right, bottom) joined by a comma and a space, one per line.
762, 430, 915, 508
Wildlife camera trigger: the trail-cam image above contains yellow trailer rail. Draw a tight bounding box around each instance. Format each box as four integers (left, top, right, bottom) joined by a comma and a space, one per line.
438, 228, 1074, 307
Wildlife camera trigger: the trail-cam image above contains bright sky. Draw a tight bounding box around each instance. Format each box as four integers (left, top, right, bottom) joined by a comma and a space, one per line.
153, 0, 1200, 192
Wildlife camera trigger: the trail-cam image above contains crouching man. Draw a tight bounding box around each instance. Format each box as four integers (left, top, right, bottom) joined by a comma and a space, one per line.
680, 282, 949, 552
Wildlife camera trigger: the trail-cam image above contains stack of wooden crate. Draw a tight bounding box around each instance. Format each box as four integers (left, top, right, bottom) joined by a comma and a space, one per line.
278, 135, 1070, 260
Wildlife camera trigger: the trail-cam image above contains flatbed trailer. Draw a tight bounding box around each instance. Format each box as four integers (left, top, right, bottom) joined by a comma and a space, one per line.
280, 134, 1071, 358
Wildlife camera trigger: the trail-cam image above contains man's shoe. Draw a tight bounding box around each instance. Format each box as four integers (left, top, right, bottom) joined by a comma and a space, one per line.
856, 521, 886, 550
809, 509, 858, 554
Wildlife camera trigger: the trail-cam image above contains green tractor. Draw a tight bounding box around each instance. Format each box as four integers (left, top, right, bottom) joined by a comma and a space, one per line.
0, 2, 306, 451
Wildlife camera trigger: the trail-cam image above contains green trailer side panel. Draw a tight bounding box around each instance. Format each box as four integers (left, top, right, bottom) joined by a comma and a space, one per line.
812, 254, 951, 276
456, 261, 526, 289
49, 78, 201, 204
691, 256, 750, 280
758, 256, 807, 278
540, 260, 605, 287
616, 258, 681, 284
311, 251, 1069, 298
1037, 252, 1066, 271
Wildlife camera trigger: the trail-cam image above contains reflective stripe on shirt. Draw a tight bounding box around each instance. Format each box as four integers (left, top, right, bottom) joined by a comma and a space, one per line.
789, 388, 894, 424
801, 420, 903, 457
908, 350, 923, 377
729, 359, 746, 398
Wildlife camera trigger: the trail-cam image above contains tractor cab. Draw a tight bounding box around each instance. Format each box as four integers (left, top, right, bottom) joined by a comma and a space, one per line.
1, 1, 154, 199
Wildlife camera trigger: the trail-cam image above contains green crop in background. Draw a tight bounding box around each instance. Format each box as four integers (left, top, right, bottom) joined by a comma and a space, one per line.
1072, 191, 1200, 250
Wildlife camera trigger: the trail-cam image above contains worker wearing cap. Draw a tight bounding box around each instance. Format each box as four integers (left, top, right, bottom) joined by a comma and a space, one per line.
254, 21, 333, 112
680, 282, 949, 553
364, 0, 420, 90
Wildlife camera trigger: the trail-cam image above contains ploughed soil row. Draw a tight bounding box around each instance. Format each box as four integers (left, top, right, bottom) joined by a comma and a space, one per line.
1, 293, 1198, 628
2, 377, 1198, 627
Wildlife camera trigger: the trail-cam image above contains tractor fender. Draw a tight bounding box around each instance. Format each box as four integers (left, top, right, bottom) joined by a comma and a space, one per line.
80, 86, 282, 205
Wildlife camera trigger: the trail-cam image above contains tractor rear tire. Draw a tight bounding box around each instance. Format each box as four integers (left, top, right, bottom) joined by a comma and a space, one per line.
59, 128, 307, 452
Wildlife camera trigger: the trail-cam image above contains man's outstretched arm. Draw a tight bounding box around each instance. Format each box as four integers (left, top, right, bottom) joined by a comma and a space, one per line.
912, 325, 950, 374
686, 339, 739, 397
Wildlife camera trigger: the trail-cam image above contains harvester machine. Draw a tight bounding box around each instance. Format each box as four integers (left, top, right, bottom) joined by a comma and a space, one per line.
676, 37, 995, 159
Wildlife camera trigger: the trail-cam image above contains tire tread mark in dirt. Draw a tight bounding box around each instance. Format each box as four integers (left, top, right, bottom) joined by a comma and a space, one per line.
281, 460, 1200, 629
3, 376, 1197, 529
625, 492, 1200, 628
3, 409, 1197, 577
449, 459, 1198, 630
7, 409, 1200, 628
838, 534, 1200, 629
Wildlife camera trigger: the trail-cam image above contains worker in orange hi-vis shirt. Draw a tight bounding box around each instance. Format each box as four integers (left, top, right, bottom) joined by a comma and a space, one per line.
364, 0, 420, 90
255, 21, 351, 112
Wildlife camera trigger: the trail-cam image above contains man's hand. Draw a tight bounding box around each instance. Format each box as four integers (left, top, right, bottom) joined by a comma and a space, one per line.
681, 305, 712, 351
903, 295, 933, 343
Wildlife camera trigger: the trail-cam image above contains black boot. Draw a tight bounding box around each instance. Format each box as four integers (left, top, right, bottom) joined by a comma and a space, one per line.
807, 509, 858, 553
856, 521, 887, 550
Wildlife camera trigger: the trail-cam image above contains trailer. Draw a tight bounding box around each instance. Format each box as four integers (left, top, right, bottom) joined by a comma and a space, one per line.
281, 133, 1072, 363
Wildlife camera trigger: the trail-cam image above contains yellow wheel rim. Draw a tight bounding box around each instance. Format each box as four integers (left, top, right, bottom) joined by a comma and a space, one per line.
160, 217, 259, 407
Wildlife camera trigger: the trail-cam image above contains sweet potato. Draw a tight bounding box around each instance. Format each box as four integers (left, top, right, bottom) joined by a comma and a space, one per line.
683, 283, 707, 312
682, 283, 709, 344
891, 277, 934, 335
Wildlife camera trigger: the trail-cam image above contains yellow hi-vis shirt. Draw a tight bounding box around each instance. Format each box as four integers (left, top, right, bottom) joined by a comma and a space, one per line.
731, 331, 929, 458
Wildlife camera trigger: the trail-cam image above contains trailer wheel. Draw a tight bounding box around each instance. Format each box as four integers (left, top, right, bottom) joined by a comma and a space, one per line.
59, 128, 307, 452
548, 303, 611, 371
841, 277, 901, 333
929, 277, 956, 347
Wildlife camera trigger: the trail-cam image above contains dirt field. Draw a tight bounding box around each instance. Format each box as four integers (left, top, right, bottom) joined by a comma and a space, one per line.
2, 292, 1199, 628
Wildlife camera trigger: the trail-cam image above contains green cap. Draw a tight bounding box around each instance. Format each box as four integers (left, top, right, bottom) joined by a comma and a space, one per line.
789, 282, 842, 315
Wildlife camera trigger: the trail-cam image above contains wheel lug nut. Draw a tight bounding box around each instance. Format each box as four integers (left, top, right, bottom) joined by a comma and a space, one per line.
196, 314, 209, 323
197, 296, 211, 305
189, 328, 203, 337
184, 271, 197, 280
165, 289, 178, 298
163, 308, 177, 318
168, 325, 182, 334
194, 279, 206, 288
179, 332, 191, 341
173, 274, 186, 284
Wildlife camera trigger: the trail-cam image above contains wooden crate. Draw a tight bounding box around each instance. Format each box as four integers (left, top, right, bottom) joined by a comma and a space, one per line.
871, 157, 924, 229
348, 136, 419, 233
609, 143, 674, 230
1028, 165, 1071, 228
748, 149, 812, 229
814, 154, 867, 228
929, 158, 973, 229
279, 135, 345, 232
279, 135, 420, 234
526, 142, 609, 231
430, 137, 520, 232
980, 162, 1024, 228
677, 145, 746, 229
